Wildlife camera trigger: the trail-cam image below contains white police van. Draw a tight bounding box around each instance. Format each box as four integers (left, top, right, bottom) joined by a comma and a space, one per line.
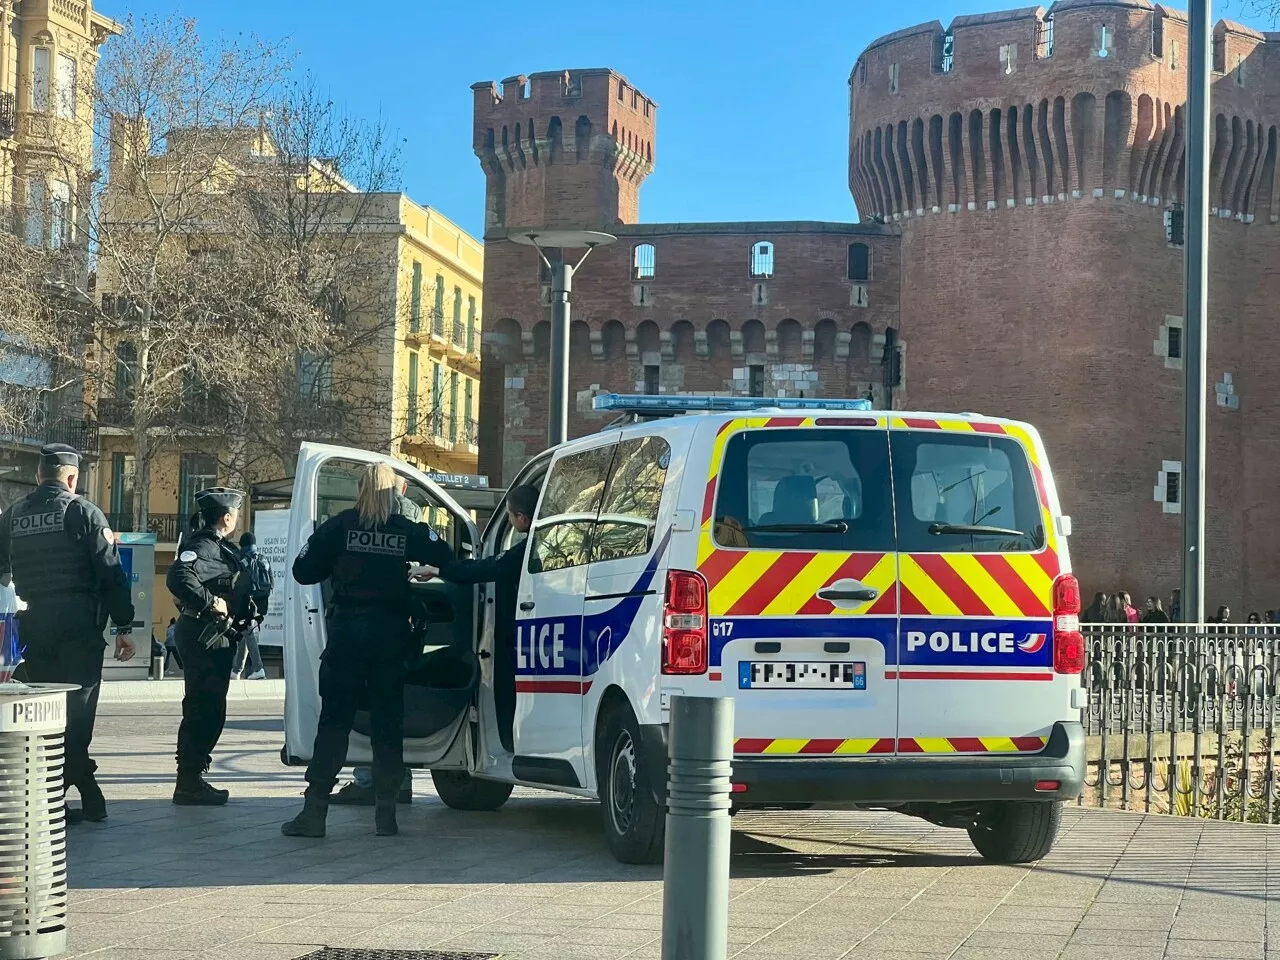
282, 395, 1086, 865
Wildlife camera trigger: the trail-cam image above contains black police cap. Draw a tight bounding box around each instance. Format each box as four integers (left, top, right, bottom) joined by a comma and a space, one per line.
194, 487, 245, 512
39, 443, 81, 470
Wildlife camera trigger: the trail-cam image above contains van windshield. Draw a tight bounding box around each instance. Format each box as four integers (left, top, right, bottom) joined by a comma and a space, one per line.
712, 428, 895, 552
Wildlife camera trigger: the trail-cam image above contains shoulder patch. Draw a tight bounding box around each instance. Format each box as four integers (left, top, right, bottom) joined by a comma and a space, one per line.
429, 529, 439, 541
178, 550, 198, 562
102, 527, 115, 545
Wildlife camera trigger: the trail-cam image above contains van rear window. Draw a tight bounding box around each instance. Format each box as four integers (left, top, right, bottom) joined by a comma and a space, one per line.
892, 432, 1045, 553
712, 429, 894, 552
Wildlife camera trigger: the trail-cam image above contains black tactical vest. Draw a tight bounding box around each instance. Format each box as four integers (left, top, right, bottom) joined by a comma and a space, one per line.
7, 484, 97, 601
331, 511, 414, 604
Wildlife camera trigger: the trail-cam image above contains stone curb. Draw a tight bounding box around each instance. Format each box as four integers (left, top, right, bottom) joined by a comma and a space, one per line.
99, 678, 285, 703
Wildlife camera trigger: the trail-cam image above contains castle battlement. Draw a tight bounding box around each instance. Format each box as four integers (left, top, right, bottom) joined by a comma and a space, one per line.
849, 1, 1280, 226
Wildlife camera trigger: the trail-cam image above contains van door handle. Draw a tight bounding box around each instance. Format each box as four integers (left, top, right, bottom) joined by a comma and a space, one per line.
519, 601, 536, 612
816, 579, 879, 603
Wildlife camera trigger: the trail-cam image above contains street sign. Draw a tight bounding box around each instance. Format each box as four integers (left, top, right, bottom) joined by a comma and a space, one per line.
428, 472, 489, 490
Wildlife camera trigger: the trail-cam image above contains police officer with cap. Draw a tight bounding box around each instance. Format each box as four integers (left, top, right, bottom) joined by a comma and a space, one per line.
0, 443, 135, 824
282, 462, 453, 839
166, 486, 251, 805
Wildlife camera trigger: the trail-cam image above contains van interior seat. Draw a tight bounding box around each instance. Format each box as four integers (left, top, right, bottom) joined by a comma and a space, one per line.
759, 475, 820, 526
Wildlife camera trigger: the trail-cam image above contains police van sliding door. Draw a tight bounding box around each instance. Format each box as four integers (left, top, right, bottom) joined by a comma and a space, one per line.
512, 434, 621, 788
889, 423, 1059, 758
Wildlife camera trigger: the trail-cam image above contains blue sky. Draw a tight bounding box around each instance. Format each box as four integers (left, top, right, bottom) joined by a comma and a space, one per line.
113, 0, 1272, 238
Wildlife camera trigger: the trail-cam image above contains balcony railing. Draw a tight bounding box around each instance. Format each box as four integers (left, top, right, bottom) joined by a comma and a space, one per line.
462, 418, 480, 446
97, 396, 223, 429
0, 92, 15, 139
0, 411, 98, 452
105, 512, 182, 543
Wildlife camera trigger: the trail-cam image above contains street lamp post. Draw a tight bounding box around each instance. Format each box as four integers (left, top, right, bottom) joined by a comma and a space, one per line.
509, 229, 616, 448
1182, 0, 1211, 624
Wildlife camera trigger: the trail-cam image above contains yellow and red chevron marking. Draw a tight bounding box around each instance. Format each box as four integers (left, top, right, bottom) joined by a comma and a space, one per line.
699, 548, 897, 617
899, 552, 1054, 618
733, 736, 1049, 755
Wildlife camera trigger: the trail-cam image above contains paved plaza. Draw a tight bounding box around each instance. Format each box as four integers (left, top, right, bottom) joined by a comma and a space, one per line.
62, 701, 1280, 960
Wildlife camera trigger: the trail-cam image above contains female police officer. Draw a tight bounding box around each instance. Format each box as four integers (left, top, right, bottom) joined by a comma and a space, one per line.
282, 462, 453, 838
166, 487, 250, 806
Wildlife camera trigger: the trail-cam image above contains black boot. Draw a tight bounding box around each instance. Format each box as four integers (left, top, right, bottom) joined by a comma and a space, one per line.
282, 794, 329, 838
375, 802, 397, 837
78, 775, 108, 823
173, 770, 230, 806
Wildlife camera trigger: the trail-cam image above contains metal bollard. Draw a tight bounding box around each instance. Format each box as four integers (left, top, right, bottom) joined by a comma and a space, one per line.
150, 654, 164, 681
662, 695, 734, 960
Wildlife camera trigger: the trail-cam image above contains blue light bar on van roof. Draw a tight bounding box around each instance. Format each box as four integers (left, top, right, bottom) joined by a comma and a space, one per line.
591, 394, 874, 414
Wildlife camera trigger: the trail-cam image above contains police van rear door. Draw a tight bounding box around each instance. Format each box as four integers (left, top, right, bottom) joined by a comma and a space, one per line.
702, 415, 901, 759
890, 419, 1067, 758
284, 442, 480, 770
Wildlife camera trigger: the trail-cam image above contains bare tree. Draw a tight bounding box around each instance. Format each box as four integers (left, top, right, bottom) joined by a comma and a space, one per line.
3, 16, 434, 532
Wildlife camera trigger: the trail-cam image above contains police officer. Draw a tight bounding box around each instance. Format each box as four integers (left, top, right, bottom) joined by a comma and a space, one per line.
282, 462, 453, 839
0, 443, 135, 824
166, 487, 251, 805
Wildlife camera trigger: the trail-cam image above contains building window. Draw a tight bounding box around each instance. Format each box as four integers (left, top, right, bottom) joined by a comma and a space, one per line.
466, 296, 477, 353
618, 79, 626, 102
1037, 14, 1055, 59
1234, 53, 1246, 88
632, 242, 655, 280
24, 178, 45, 247
888, 63, 899, 94
1155, 460, 1181, 514
464, 377, 474, 440
110, 453, 136, 522
1167, 325, 1182, 360
55, 53, 76, 119
749, 241, 774, 279
858, 59, 866, 86
178, 453, 218, 519
1000, 43, 1017, 75
431, 362, 444, 436
643, 365, 659, 394
410, 261, 422, 333
1170, 40, 1180, 71
297, 351, 332, 400
452, 286, 463, 344
30, 46, 50, 112
448, 370, 459, 441
1096, 24, 1112, 59
114, 341, 136, 400
406, 351, 419, 435
748, 365, 765, 397
847, 243, 870, 282
49, 180, 70, 250
1164, 203, 1185, 246
433, 274, 445, 336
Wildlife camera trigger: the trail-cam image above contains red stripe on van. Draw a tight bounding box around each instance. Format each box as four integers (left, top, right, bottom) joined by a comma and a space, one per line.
912, 554, 992, 616
1012, 736, 1049, 751
897, 581, 929, 616
726, 552, 816, 616
734, 739, 775, 754
800, 739, 846, 754
968, 422, 1007, 435
701, 477, 716, 524
764, 417, 806, 428
978, 554, 1049, 617
901, 418, 941, 430
1034, 547, 1060, 579
698, 548, 746, 591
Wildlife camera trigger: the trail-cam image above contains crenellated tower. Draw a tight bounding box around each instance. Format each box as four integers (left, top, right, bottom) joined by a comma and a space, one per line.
850, 0, 1280, 606
471, 68, 657, 232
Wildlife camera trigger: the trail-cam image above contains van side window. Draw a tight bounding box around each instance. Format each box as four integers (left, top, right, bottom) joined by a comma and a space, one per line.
528, 444, 618, 573
591, 436, 671, 563
712, 428, 894, 552
892, 433, 1045, 553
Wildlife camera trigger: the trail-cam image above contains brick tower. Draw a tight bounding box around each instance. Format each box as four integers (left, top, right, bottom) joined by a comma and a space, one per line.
471, 69, 657, 232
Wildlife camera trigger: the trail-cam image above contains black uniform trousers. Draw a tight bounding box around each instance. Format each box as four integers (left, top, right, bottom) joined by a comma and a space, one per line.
174, 615, 234, 775
305, 607, 408, 803
16, 602, 106, 791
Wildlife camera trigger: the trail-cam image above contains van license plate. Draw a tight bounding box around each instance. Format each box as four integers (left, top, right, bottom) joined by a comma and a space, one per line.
740, 661, 867, 689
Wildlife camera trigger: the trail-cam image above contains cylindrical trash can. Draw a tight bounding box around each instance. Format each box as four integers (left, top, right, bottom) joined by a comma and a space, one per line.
0, 683, 77, 960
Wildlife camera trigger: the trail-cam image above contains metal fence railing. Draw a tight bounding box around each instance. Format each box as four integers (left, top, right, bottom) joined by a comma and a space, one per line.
1081, 623, 1279, 823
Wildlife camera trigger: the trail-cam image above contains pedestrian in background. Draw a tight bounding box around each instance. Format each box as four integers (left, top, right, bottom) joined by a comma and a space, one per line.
0, 443, 135, 824
1142, 597, 1169, 624
230, 531, 270, 681
282, 463, 453, 838
164, 616, 183, 675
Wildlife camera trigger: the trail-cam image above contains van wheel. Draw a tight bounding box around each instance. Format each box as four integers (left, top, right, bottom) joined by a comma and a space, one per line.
598, 703, 665, 865
968, 801, 1061, 863
430, 770, 513, 812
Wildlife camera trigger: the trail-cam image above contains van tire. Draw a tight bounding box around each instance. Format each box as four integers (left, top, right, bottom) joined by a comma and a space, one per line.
430, 770, 513, 812
598, 703, 665, 865
967, 800, 1061, 863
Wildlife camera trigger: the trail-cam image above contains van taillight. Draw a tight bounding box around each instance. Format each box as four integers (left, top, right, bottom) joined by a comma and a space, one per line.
663, 570, 709, 675
1052, 573, 1084, 675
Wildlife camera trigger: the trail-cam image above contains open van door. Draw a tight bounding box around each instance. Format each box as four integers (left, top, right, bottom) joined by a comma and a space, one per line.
283, 442, 480, 772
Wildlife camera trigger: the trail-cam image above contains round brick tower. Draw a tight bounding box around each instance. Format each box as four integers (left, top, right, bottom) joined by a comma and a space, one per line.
850, 0, 1280, 608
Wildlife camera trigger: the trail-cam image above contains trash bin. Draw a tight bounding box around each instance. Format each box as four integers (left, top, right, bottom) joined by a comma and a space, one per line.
0, 683, 77, 960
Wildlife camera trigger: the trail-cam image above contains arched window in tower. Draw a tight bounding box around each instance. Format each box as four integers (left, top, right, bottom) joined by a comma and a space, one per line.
750, 241, 774, 279
847, 243, 870, 282
632, 243, 655, 280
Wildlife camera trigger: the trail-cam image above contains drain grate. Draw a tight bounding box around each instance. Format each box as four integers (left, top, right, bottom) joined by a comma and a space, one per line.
296, 951, 499, 960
